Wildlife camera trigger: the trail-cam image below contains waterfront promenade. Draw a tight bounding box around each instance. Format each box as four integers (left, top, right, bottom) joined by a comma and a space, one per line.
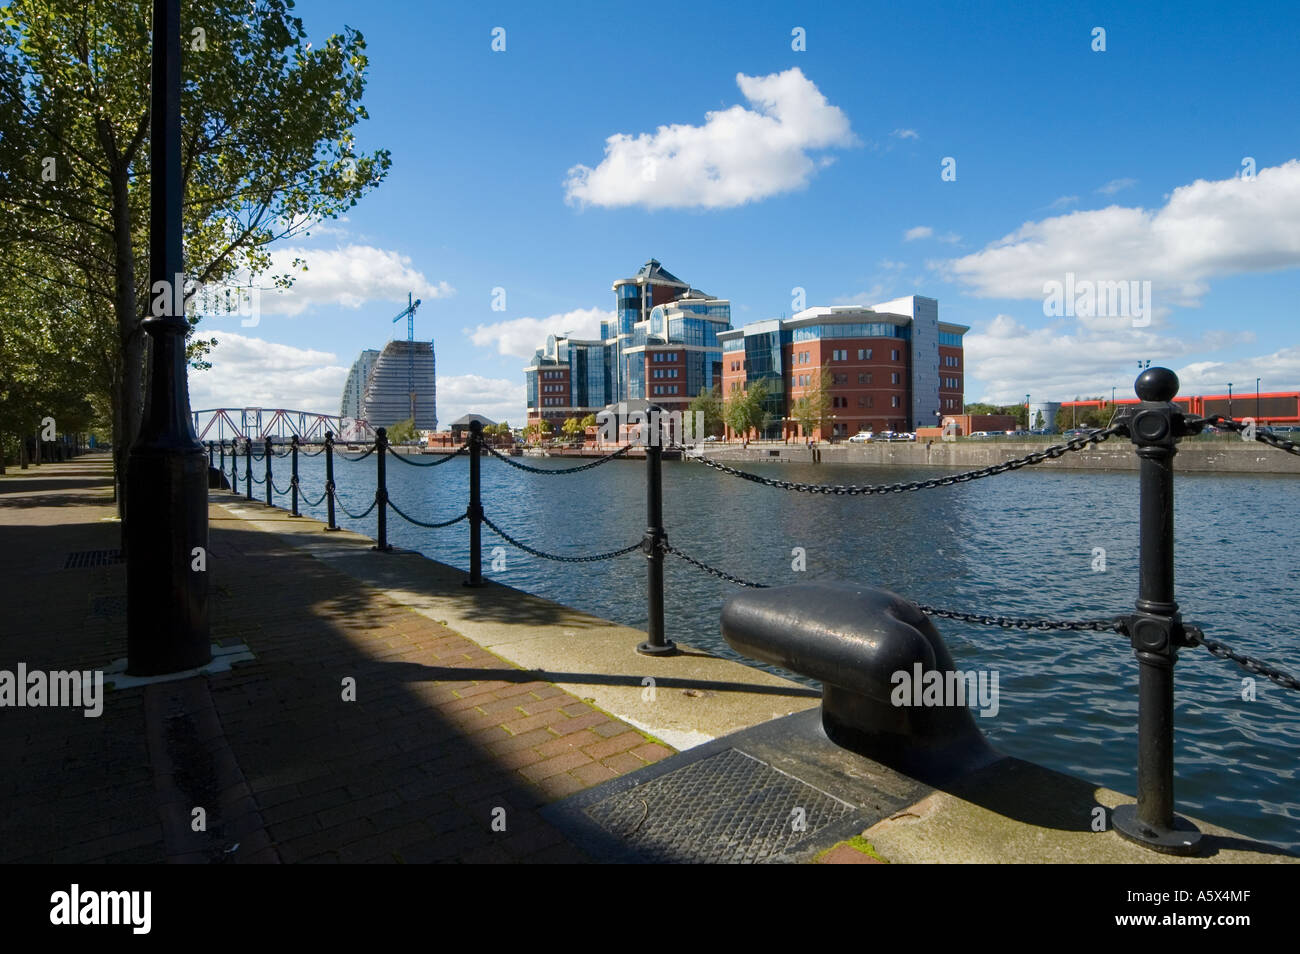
2, 455, 1293, 863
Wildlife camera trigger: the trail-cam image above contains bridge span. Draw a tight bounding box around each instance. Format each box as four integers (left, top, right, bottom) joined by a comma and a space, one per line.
192, 407, 376, 442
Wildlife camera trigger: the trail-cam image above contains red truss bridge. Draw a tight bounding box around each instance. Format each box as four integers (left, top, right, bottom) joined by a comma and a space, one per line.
192, 408, 377, 443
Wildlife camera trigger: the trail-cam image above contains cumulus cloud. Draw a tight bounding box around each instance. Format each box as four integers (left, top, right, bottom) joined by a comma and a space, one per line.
903, 226, 933, 241
891, 128, 919, 140
564, 67, 857, 209
467, 307, 612, 360
234, 244, 454, 317
1048, 195, 1079, 209
189, 332, 348, 412
438, 374, 527, 428
942, 160, 1300, 307
962, 313, 1264, 404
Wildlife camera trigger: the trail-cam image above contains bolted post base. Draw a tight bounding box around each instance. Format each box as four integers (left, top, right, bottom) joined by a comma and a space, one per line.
636, 638, 677, 656
1112, 804, 1202, 856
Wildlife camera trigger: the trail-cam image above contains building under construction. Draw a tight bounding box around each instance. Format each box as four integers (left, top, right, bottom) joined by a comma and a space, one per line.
354, 339, 438, 431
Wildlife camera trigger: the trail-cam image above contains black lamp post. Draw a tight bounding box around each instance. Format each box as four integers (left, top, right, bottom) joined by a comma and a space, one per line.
1256, 377, 1260, 420
1227, 382, 1233, 421
125, 0, 211, 676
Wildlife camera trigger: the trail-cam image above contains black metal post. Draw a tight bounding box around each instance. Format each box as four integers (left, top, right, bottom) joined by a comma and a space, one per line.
638, 405, 675, 655
290, 435, 301, 517
218, 441, 225, 483
1112, 368, 1202, 855
229, 441, 238, 492
373, 427, 390, 551
245, 438, 253, 500
264, 437, 272, 506
465, 420, 484, 587
324, 431, 338, 531
125, 0, 210, 675
208, 441, 214, 468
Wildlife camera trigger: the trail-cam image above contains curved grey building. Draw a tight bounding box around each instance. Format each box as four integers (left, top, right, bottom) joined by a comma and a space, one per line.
341, 349, 381, 421
361, 339, 437, 430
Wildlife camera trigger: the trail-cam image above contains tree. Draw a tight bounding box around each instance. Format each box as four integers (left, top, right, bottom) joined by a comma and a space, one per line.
0, 0, 389, 515
687, 385, 724, 438
524, 420, 551, 442
561, 417, 582, 440
790, 364, 831, 438
386, 417, 417, 443
723, 378, 772, 439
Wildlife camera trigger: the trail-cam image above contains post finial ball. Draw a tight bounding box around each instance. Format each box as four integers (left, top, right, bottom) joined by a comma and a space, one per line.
1135, 367, 1179, 402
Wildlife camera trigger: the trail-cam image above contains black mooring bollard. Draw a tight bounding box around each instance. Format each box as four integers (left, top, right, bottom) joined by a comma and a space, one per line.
264, 437, 273, 507
290, 435, 301, 517
1111, 367, 1202, 855
373, 427, 390, 551
244, 438, 253, 500
464, 419, 484, 587
638, 405, 675, 655
324, 431, 338, 531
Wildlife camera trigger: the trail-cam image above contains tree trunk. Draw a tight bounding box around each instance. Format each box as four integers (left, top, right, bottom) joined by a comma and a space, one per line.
108, 158, 141, 541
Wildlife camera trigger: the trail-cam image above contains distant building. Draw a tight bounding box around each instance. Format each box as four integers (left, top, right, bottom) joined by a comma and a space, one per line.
719, 296, 967, 440
362, 339, 437, 431
341, 349, 381, 421
449, 413, 495, 442
524, 259, 732, 426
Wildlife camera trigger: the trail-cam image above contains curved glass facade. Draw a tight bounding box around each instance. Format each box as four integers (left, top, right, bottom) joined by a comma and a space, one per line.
792, 322, 909, 342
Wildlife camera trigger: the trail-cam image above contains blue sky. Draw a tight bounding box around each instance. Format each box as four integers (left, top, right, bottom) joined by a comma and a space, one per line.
189, 0, 1300, 426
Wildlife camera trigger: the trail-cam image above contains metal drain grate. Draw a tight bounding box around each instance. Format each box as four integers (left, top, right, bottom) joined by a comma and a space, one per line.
581, 748, 855, 863
64, 549, 123, 569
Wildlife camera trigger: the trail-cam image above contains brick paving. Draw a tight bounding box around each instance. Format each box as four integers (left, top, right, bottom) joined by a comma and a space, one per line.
0, 456, 675, 863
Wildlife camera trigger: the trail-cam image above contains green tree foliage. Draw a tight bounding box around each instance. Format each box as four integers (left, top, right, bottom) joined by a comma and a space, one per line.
723, 378, 772, 439
560, 417, 582, 439
687, 385, 724, 437
790, 363, 831, 438
385, 417, 417, 443
0, 0, 389, 510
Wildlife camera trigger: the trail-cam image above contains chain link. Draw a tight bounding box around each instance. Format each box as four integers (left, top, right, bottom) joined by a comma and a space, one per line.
1198, 416, 1300, 456
1184, 626, 1300, 691
387, 498, 469, 529
917, 604, 1129, 634
481, 514, 641, 562
271, 477, 292, 495
299, 486, 328, 507
659, 541, 769, 588
331, 487, 377, 519
385, 443, 469, 467
686, 427, 1122, 494
297, 444, 327, 457
484, 443, 633, 474
336, 445, 376, 462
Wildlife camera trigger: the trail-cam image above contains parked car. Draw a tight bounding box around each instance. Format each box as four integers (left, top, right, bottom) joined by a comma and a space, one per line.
966, 431, 995, 439
703, 435, 720, 442
1062, 428, 1091, 438
1264, 425, 1298, 435
848, 431, 874, 443
1005, 429, 1030, 438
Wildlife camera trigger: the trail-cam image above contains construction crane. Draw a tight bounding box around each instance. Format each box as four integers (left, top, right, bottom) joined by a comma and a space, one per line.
391, 293, 422, 422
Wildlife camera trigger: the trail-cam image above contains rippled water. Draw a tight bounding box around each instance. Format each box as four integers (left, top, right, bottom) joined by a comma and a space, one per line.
245, 447, 1300, 850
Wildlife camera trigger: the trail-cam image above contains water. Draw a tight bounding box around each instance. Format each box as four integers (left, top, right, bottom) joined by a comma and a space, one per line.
241, 446, 1300, 850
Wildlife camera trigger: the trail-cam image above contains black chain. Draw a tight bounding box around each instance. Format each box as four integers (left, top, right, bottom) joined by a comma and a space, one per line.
336, 445, 376, 462
917, 605, 1129, 634
271, 477, 292, 495
249, 472, 266, 485
273, 446, 293, 458
687, 426, 1121, 494
659, 541, 769, 587
484, 443, 633, 474
298, 444, 326, 457
1199, 416, 1300, 456
299, 486, 328, 507
387, 498, 469, 529
386, 443, 470, 466
331, 487, 377, 519
1184, 626, 1300, 691
481, 514, 641, 562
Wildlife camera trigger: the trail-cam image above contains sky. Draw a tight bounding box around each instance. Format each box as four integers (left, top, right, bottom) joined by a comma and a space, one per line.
188, 0, 1300, 427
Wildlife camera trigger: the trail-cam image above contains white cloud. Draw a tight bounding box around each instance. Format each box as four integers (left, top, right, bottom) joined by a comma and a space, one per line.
891, 128, 919, 140
903, 226, 933, 241
942, 160, 1300, 307
1097, 177, 1138, 195
189, 332, 347, 412
239, 244, 454, 317
832, 285, 888, 306
962, 313, 1263, 404
564, 67, 857, 209
1049, 195, 1079, 209
467, 307, 612, 360
437, 374, 527, 428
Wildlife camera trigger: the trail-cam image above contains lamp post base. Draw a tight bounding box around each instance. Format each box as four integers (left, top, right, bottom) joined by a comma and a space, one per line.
1112, 804, 1203, 855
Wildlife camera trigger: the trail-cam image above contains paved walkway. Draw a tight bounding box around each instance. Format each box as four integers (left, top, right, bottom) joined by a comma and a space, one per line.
0, 456, 676, 863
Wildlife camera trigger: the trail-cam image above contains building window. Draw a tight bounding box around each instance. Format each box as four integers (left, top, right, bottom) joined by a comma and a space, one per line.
857, 349, 865, 360
865, 396, 874, 408
858, 373, 871, 384
832, 349, 847, 361
833, 374, 848, 385
890, 372, 899, 384
891, 395, 900, 408
857, 396, 867, 407
891, 349, 900, 361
